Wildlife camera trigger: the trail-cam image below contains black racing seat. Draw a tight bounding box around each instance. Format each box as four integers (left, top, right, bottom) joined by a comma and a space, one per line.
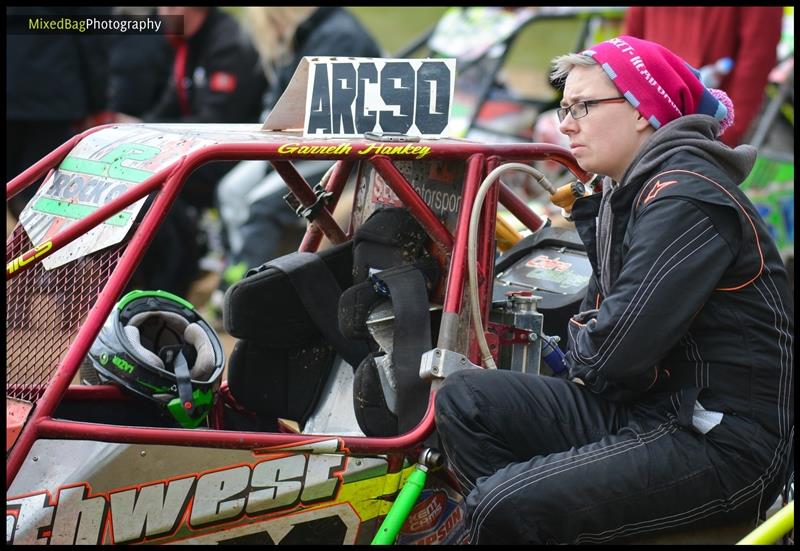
222, 207, 439, 436
223, 242, 368, 429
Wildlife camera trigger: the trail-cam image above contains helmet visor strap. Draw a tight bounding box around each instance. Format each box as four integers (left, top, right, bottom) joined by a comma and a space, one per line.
172, 351, 195, 414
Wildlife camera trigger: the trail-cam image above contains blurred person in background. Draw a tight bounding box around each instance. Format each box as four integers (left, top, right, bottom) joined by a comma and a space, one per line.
7, 6, 110, 219
624, 6, 783, 147
211, 7, 381, 316
122, 7, 267, 298
108, 7, 172, 120
130, 6, 267, 209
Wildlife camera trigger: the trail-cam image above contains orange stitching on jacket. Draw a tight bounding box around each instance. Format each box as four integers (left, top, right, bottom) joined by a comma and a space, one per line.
642, 179, 678, 205
653, 169, 764, 290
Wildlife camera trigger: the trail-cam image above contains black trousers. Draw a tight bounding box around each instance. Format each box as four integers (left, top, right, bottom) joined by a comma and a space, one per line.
434, 369, 784, 544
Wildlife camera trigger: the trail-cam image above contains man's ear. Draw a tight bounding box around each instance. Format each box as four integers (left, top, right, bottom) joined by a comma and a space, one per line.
635, 112, 651, 133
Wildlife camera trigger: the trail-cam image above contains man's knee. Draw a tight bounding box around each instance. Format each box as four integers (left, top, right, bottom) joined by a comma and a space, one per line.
435, 369, 480, 419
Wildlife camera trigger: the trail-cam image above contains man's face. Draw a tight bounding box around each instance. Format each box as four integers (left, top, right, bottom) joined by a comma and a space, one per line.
558, 64, 647, 182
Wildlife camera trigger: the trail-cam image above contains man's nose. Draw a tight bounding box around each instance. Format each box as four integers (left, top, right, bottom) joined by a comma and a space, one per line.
558, 112, 576, 134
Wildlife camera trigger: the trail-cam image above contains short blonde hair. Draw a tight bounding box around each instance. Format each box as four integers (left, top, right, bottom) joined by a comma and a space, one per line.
549, 53, 597, 86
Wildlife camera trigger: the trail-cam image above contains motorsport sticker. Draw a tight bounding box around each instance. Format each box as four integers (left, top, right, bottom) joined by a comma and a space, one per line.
524, 252, 592, 292
396, 488, 467, 545
17, 126, 217, 270
353, 159, 465, 234
526, 254, 572, 272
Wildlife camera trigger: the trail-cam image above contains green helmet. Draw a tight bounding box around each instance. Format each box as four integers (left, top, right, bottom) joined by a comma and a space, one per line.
85, 290, 225, 428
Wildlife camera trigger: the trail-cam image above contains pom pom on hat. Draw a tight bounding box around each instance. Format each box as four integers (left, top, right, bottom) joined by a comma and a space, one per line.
583, 36, 734, 136
709, 88, 734, 136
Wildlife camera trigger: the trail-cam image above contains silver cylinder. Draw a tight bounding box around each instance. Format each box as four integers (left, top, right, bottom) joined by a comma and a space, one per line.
490, 292, 544, 374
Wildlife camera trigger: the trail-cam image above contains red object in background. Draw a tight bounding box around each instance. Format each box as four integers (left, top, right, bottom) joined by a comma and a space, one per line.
210, 71, 238, 93
173, 41, 190, 116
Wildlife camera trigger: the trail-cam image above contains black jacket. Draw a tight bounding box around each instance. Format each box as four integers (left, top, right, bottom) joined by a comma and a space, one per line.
263, 7, 382, 111
567, 117, 793, 443
144, 8, 266, 124
109, 33, 172, 117
7, 7, 110, 121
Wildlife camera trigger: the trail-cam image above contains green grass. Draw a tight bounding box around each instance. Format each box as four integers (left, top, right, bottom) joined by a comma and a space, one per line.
348, 7, 448, 55
505, 18, 586, 72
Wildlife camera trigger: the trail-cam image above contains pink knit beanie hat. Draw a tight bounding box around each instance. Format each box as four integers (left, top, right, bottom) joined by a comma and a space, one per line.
582, 36, 734, 135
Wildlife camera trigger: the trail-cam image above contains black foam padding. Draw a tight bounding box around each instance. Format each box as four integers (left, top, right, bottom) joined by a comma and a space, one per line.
352, 207, 427, 282
338, 257, 441, 342
339, 282, 385, 341
353, 353, 397, 436
223, 241, 353, 344
263, 251, 369, 368
226, 339, 334, 425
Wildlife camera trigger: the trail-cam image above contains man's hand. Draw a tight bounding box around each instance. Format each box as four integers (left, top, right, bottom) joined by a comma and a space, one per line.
569, 364, 660, 402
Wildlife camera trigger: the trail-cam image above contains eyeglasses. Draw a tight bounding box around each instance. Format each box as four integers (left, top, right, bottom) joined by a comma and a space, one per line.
556, 97, 627, 122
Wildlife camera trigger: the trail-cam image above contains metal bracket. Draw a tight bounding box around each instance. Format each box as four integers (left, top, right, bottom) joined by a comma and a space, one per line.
488, 321, 535, 345
283, 183, 333, 222
282, 190, 302, 214
418, 447, 444, 470
419, 347, 481, 381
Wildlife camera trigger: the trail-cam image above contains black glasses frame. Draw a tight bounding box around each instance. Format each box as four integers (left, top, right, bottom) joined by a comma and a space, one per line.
556, 96, 627, 122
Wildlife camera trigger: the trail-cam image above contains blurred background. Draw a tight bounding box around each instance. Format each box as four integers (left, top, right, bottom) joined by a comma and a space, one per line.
246, 6, 584, 97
